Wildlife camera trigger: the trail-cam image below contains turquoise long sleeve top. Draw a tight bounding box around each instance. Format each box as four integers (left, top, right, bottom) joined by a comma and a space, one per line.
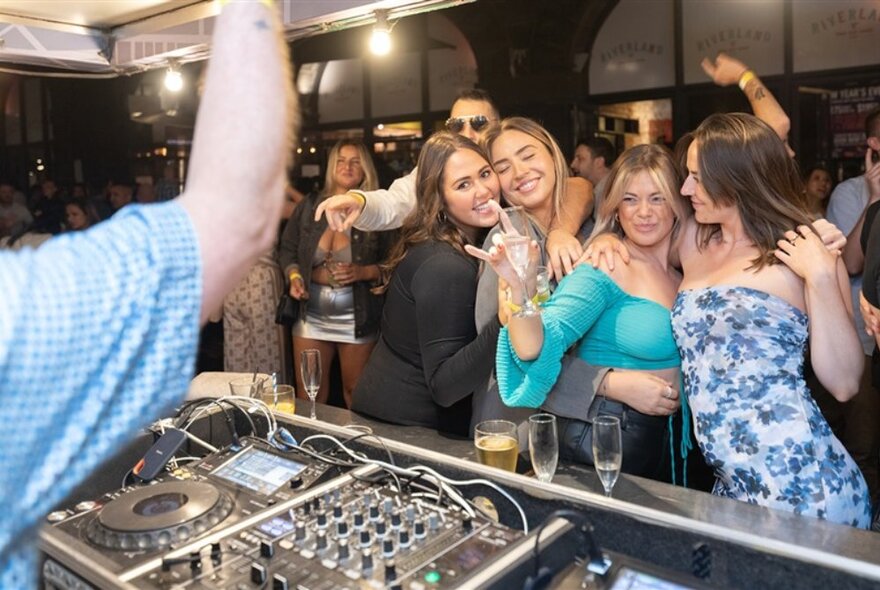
497, 265, 680, 408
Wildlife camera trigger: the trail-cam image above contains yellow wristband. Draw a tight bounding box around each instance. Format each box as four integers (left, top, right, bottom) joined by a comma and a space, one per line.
738, 70, 756, 91
505, 294, 540, 314
288, 271, 302, 282
348, 191, 366, 208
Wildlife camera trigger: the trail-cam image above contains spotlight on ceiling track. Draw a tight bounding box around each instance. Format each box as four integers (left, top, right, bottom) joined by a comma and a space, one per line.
369, 10, 392, 56
164, 63, 183, 92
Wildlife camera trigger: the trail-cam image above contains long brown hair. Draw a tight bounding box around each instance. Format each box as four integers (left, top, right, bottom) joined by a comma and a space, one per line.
691, 112, 811, 270
379, 132, 493, 290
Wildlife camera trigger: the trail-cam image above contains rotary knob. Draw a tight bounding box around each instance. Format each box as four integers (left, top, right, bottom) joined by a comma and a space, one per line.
361, 548, 374, 572
333, 503, 344, 520
337, 520, 350, 538
316, 530, 328, 551
382, 538, 395, 558
399, 529, 411, 549
382, 498, 394, 513
369, 505, 380, 521
375, 521, 387, 537
353, 512, 365, 529
260, 540, 274, 558
390, 509, 402, 529
428, 513, 440, 531
414, 519, 426, 539
359, 530, 372, 548
385, 560, 397, 583
405, 505, 416, 522
294, 521, 306, 542
338, 539, 351, 562
316, 509, 328, 529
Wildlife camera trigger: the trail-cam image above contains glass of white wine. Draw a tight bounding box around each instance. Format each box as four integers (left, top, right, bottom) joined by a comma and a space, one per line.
592, 416, 622, 497
528, 413, 558, 483
474, 420, 518, 472
300, 349, 321, 420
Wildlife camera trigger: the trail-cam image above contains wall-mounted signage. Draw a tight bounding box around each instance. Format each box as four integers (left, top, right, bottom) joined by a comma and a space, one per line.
793, 0, 880, 73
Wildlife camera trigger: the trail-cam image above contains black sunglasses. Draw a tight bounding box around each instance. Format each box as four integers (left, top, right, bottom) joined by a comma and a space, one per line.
445, 115, 491, 134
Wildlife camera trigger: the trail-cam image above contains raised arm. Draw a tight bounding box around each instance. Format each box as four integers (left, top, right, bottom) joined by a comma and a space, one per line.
179, 0, 295, 323
701, 52, 791, 152
545, 176, 594, 278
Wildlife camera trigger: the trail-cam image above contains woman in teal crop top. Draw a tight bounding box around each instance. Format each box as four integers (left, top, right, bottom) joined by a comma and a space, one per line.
475, 144, 689, 480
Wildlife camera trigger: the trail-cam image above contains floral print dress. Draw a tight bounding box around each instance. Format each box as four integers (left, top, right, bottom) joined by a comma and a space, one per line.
672, 286, 871, 528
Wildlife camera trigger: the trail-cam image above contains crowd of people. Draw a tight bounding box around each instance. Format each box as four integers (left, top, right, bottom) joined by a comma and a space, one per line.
3, 15, 880, 585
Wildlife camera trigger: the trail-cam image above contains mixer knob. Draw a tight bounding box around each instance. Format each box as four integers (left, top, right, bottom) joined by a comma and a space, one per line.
250, 563, 267, 584
337, 520, 350, 538
189, 550, 202, 572
369, 505, 380, 521
382, 498, 394, 513
390, 509, 402, 528
353, 512, 365, 529
294, 522, 306, 542
382, 538, 395, 558
316, 530, 328, 551
375, 521, 387, 537
316, 509, 328, 529
385, 560, 397, 583
272, 573, 289, 590
302, 502, 312, 516
359, 530, 372, 548
414, 519, 426, 539
462, 516, 473, 532
363, 492, 373, 507
399, 529, 411, 548
260, 540, 274, 558
405, 505, 416, 522
337, 539, 351, 562
361, 548, 374, 572
428, 513, 440, 530
333, 503, 344, 520
211, 542, 222, 564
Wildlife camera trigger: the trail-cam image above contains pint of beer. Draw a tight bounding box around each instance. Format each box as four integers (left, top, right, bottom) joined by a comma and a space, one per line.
474, 420, 519, 472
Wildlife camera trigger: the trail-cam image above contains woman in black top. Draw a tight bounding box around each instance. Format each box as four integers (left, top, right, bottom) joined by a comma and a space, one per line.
352, 132, 502, 436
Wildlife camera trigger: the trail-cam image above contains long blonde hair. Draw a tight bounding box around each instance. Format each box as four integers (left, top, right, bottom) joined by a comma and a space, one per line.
482, 117, 568, 231
379, 132, 492, 290
322, 140, 378, 196
590, 144, 684, 245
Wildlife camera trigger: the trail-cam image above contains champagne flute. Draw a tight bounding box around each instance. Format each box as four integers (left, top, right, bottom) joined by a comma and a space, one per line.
500, 206, 538, 316
592, 416, 622, 497
300, 349, 321, 419
528, 413, 558, 483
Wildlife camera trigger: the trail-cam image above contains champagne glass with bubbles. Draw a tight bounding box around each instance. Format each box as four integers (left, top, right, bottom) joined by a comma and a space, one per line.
300, 349, 321, 419
500, 206, 539, 316
592, 416, 622, 497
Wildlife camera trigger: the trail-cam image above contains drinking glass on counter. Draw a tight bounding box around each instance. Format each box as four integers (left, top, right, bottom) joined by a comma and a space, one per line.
300, 349, 321, 419
592, 416, 622, 497
260, 384, 295, 415
474, 420, 518, 472
528, 413, 558, 483
228, 377, 264, 398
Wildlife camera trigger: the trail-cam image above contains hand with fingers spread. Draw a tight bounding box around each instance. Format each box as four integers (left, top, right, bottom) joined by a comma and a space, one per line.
575, 233, 631, 270
775, 225, 837, 284
605, 371, 680, 417
545, 229, 583, 280
314, 193, 365, 232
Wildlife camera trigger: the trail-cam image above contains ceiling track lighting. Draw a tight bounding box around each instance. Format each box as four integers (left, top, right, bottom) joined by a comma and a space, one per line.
369, 10, 393, 56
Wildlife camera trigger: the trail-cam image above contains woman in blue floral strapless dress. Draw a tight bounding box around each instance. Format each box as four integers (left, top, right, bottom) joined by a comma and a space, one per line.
672, 286, 871, 526
670, 113, 871, 528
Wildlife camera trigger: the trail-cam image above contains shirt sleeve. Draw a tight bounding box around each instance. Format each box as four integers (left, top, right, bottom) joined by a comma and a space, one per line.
0, 201, 201, 560
496, 265, 617, 408
411, 250, 501, 407
353, 169, 417, 231
826, 177, 867, 235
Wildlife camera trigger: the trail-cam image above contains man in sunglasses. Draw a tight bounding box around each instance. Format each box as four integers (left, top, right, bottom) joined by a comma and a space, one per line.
315, 89, 591, 277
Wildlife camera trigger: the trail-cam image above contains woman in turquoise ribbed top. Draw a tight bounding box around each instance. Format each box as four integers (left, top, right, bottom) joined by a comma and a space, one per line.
477, 144, 688, 478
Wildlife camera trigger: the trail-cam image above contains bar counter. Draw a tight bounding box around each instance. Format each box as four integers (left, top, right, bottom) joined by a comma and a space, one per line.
282, 402, 880, 589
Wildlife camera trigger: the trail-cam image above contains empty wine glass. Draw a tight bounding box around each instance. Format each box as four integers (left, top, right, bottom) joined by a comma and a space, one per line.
528, 413, 558, 483
500, 206, 538, 316
300, 349, 321, 419
592, 416, 622, 497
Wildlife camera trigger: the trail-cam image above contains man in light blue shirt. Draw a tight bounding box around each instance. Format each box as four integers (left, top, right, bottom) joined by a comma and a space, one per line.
0, 1, 296, 585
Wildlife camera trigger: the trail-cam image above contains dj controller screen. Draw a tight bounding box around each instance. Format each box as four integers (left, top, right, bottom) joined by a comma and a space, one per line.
210, 447, 306, 495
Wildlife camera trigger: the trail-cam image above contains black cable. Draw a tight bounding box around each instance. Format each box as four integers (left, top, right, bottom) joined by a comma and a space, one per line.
530, 509, 605, 585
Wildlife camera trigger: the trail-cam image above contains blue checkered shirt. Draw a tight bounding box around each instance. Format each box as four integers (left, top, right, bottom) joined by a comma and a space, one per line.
0, 201, 202, 587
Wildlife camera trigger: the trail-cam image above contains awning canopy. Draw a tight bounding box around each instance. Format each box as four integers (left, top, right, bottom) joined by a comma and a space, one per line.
0, 0, 472, 75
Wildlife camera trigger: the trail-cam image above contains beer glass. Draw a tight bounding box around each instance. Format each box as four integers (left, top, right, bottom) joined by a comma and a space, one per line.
474, 420, 518, 472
